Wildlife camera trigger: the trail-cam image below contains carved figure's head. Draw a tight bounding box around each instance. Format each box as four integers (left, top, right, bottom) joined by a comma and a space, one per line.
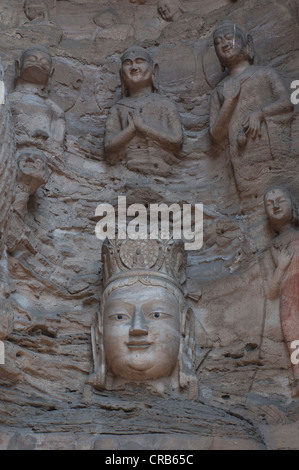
93, 8, 119, 28
24, 0, 48, 22
157, 0, 185, 22
17, 149, 49, 193
91, 238, 198, 397
213, 21, 254, 71
17, 46, 53, 86
264, 187, 298, 233
120, 46, 158, 97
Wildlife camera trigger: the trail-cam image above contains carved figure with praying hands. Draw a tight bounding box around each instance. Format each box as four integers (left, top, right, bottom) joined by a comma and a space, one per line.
209, 21, 293, 206
264, 187, 299, 398
89, 238, 200, 399
104, 46, 183, 177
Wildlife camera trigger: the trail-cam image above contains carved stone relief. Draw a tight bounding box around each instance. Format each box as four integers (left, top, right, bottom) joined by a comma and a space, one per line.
6, 149, 49, 254
104, 46, 183, 176
9, 46, 66, 153
264, 187, 299, 398
209, 21, 293, 211
0, 0, 298, 450
89, 238, 203, 399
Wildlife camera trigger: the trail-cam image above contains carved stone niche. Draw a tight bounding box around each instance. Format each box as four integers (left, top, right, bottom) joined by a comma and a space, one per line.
89, 238, 200, 399
9, 46, 65, 152
264, 187, 299, 398
104, 46, 183, 177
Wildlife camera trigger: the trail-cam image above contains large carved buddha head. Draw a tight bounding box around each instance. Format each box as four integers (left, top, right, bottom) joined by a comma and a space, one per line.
213, 21, 254, 71
90, 238, 199, 398
120, 46, 159, 97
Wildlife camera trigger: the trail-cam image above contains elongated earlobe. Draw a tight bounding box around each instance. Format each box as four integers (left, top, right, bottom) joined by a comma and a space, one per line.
246, 34, 255, 64
152, 63, 159, 93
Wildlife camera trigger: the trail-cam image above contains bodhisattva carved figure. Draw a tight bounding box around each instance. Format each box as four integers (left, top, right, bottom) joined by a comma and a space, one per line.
9, 46, 65, 150
19, 0, 63, 46
209, 21, 293, 204
7, 149, 49, 254
89, 238, 199, 398
264, 187, 299, 398
104, 46, 183, 176
93, 8, 134, 43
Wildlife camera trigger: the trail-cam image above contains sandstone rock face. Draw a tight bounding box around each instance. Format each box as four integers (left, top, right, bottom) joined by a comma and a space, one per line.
0, 0, 299, 450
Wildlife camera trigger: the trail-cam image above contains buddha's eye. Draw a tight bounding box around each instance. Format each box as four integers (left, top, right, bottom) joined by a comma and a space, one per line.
109, 313, 129, 321
151, 312, 163, 319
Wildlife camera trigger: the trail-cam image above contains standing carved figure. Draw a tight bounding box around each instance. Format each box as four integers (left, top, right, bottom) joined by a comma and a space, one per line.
264, 187, 299, 398
209, 21, 293, 206
104, 46, 183, 176
6, 149, 49, 254
9, 46, 65, 152
89, 238, 200, 398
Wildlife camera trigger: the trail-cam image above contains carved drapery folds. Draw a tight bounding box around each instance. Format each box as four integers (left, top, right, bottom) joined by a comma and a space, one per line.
90, 238, 200, 399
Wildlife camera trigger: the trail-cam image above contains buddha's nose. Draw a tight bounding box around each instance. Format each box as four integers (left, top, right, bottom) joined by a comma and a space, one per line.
129, 306, 148, 336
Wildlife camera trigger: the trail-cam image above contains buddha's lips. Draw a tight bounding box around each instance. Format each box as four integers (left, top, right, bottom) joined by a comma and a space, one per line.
127, 341, 153, 349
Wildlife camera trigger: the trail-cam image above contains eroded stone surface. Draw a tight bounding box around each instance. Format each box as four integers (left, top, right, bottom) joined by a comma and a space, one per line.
0, 0, 298, 450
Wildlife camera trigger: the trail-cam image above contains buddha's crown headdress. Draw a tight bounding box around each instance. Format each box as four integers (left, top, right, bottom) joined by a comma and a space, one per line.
102, 238, 187, 292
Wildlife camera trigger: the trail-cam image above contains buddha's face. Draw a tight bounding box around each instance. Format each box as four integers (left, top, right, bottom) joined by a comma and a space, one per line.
121, 51, 153, 92
214, 26, 246, 66
103, 284, 181, 381
264, 188, 293, 227
24, 1, 46, 21
20, 49, 52, 85
158, 0, 178, 21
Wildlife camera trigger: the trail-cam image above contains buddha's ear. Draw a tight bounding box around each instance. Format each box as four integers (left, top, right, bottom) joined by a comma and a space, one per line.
90, 310, 106, 388
152, 63, 159, 93
119, 69, 126, 97
15, 59, 21, 79
246, 34, 255, 64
